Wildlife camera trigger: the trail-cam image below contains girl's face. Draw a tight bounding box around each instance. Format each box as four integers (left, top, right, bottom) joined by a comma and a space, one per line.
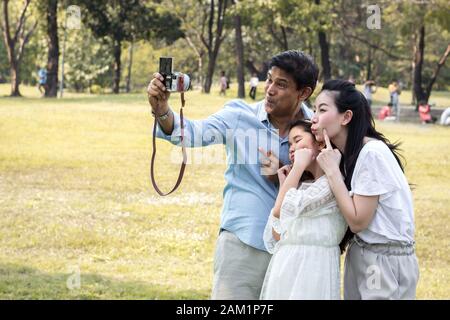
311, 91, 346, 143
288, 126, 321, 163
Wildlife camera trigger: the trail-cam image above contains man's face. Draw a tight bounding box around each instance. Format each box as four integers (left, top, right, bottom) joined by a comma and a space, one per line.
264, 67, 303, 117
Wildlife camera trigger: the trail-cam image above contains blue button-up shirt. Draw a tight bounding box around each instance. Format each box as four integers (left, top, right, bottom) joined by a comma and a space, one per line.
155, 99, 313, 251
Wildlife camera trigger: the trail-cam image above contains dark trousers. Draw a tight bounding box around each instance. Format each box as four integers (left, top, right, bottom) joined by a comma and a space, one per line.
249, 86, 257, 100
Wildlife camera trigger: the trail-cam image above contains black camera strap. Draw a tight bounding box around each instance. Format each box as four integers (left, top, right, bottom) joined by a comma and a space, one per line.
150, 93, 187, 196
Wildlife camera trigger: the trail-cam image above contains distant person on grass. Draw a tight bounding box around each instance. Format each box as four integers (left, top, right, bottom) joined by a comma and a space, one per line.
219, 71, 228, 96
378, 103, 394, 121
249, 73, 259, 100
417, 100, 437, 124
363, 80, 377, 111
388, 80, 401, 115
147, 50, 318, 299
440, 108, 450, 126
37, 66, 47, 96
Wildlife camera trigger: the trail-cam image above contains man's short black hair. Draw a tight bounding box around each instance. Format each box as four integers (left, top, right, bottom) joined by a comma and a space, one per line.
269, 50, 319, 98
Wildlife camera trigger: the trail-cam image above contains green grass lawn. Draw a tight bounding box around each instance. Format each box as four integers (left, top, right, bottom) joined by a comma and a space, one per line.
0, 84, 449, 299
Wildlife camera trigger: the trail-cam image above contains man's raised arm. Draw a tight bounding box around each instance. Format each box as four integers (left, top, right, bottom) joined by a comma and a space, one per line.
147, 72, 174, 135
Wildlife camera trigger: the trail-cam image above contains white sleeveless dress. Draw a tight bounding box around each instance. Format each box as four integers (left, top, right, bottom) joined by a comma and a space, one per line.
260, 175, 348, 300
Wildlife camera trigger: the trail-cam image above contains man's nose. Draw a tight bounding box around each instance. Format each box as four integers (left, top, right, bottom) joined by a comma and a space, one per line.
266, 83, 276, 96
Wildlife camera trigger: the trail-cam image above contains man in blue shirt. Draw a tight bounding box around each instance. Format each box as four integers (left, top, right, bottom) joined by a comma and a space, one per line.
147, 50, 319, 299
38, 67, 47, 95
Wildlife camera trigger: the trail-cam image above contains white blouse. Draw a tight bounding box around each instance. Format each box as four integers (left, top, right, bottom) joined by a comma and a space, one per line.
350, 140, 415, 244
264, 175, 347, 253
261, 175, 347, 300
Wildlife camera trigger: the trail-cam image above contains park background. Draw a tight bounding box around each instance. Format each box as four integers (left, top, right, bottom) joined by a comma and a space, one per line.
0, 0, 449, 299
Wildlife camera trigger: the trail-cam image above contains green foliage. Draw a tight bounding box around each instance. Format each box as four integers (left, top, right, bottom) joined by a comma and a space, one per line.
0, 41, 9, 82
63, 29, 112, 92
78, 0, 183, 44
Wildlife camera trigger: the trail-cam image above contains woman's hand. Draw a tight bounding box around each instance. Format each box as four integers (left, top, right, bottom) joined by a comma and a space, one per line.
293, 148, 314, 170
277, 165, 292, 186
316, 129, 342, 177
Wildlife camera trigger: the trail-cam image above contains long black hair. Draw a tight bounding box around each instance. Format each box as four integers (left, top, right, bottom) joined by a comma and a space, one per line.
320, 79, 405, 253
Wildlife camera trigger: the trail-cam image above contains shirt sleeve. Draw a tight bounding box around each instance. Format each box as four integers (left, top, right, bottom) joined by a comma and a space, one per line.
279, 178, 335, 228
352, 149, 402, 197
155, 102, 239, 147
263, 210, 283, 254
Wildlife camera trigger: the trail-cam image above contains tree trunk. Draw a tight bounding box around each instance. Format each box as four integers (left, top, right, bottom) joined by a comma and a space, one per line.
198, 56, 203, 88
424, 44, 450, 102
268, 24, 289, 51
245, 59, 269, 80
308, 36, 314, 61
204, 52, 216, 94
318, 30, 331, 81
202, 0, 228, 94
183, 35, 204, 88
315, 0, 331, 81
366, 45, 372, 81
125, 41, 134, 93
412, 25, 426, 108
234, 8, 245, 98
45, 0, 59, 98
1, 0, 35, 97
281, 26, 288, 51
10, 61, 21, 97
113, 39, 122, 94
410, 46, 415, 106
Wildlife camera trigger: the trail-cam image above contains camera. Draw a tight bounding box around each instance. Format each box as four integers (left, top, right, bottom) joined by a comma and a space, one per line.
159, 57, 190, 92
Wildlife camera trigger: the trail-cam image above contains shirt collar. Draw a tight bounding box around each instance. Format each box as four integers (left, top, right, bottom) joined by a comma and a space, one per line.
257, 100, 269, 122
258, 100, 308, 123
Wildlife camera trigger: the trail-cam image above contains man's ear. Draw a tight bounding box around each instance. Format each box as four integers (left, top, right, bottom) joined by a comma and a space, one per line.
342, 110, 353, 126
298, 87, 312, 101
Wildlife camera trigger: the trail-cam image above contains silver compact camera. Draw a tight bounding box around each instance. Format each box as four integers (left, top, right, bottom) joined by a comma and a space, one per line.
159, 57, 190, 92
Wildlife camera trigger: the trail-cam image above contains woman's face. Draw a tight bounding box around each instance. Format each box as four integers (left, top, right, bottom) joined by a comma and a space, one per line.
288, 126, 321, 163
311, 91, 346, 143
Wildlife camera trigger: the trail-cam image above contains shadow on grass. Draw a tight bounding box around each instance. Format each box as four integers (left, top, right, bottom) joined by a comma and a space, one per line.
0, 263, 209, 300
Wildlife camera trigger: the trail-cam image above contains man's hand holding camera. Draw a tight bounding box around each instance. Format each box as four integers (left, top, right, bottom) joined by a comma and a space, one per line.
147, 72, 170, 115
148, 57, 191, 135
147, 72, 174, 135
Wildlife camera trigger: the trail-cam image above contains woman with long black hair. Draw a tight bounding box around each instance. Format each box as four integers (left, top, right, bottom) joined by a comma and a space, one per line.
311, 79, 419, 300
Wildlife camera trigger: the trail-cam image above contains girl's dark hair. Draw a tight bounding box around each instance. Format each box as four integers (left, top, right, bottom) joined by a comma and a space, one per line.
289, 119, 312, 132
320, 79, 405, 253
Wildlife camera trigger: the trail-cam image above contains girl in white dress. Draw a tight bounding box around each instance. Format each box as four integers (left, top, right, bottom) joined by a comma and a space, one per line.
312, 80, 419, 299
260, 120, 348, 300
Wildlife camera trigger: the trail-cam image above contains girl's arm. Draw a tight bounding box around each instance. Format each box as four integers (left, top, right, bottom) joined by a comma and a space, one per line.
272, 162, 305, 219
326, 170, 379, 233
271, 161, 307, 240
317, 130, 378, 233
270, 148, 313, 240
